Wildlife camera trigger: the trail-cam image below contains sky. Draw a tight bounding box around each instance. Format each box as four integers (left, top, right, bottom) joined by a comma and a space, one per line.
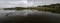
0, 0, 60, 8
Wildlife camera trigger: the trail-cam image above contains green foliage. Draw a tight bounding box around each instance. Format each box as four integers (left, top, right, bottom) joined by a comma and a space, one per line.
3, 3, 60, 13
34, 3, 60, 13
4, 7, 26, 10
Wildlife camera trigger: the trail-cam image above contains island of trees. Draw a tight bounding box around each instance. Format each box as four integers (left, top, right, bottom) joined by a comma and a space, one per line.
4, 3, 60, 13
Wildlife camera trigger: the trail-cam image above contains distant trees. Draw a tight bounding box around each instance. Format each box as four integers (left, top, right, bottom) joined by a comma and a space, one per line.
4, 7, 26, 10
4, 8, 15, 10
3, 3, 60, 13
15, 7, 25, 10
36, 3, 60, 13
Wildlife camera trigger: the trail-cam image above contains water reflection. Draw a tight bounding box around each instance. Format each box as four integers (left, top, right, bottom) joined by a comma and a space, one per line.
0, 9, 60, 23
0, 9, 60, 16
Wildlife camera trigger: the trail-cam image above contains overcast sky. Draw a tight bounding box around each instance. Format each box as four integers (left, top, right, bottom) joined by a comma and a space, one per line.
0, 0, 60, 8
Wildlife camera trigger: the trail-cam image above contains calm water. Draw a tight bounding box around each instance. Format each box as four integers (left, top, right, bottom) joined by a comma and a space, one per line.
0, 9, 60, 23
0, 9, 60, 17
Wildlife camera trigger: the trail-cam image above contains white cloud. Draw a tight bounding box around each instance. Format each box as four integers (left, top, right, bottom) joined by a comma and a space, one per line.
28, 0, 60, 6
0, 0, 28, 8
0, 0, 60, 8
9, 1, 27, 5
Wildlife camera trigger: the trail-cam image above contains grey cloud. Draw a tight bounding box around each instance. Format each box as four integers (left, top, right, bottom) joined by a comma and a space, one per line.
0, 0, 60, 8
0, 0, 24, 1
0, 0, 28, 8
28, 0, 60, 6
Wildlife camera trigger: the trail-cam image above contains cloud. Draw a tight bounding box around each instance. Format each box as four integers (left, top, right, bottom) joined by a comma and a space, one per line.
28, 0, 60, 5
0, 0, 60, 8
0, 0, 28, 8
